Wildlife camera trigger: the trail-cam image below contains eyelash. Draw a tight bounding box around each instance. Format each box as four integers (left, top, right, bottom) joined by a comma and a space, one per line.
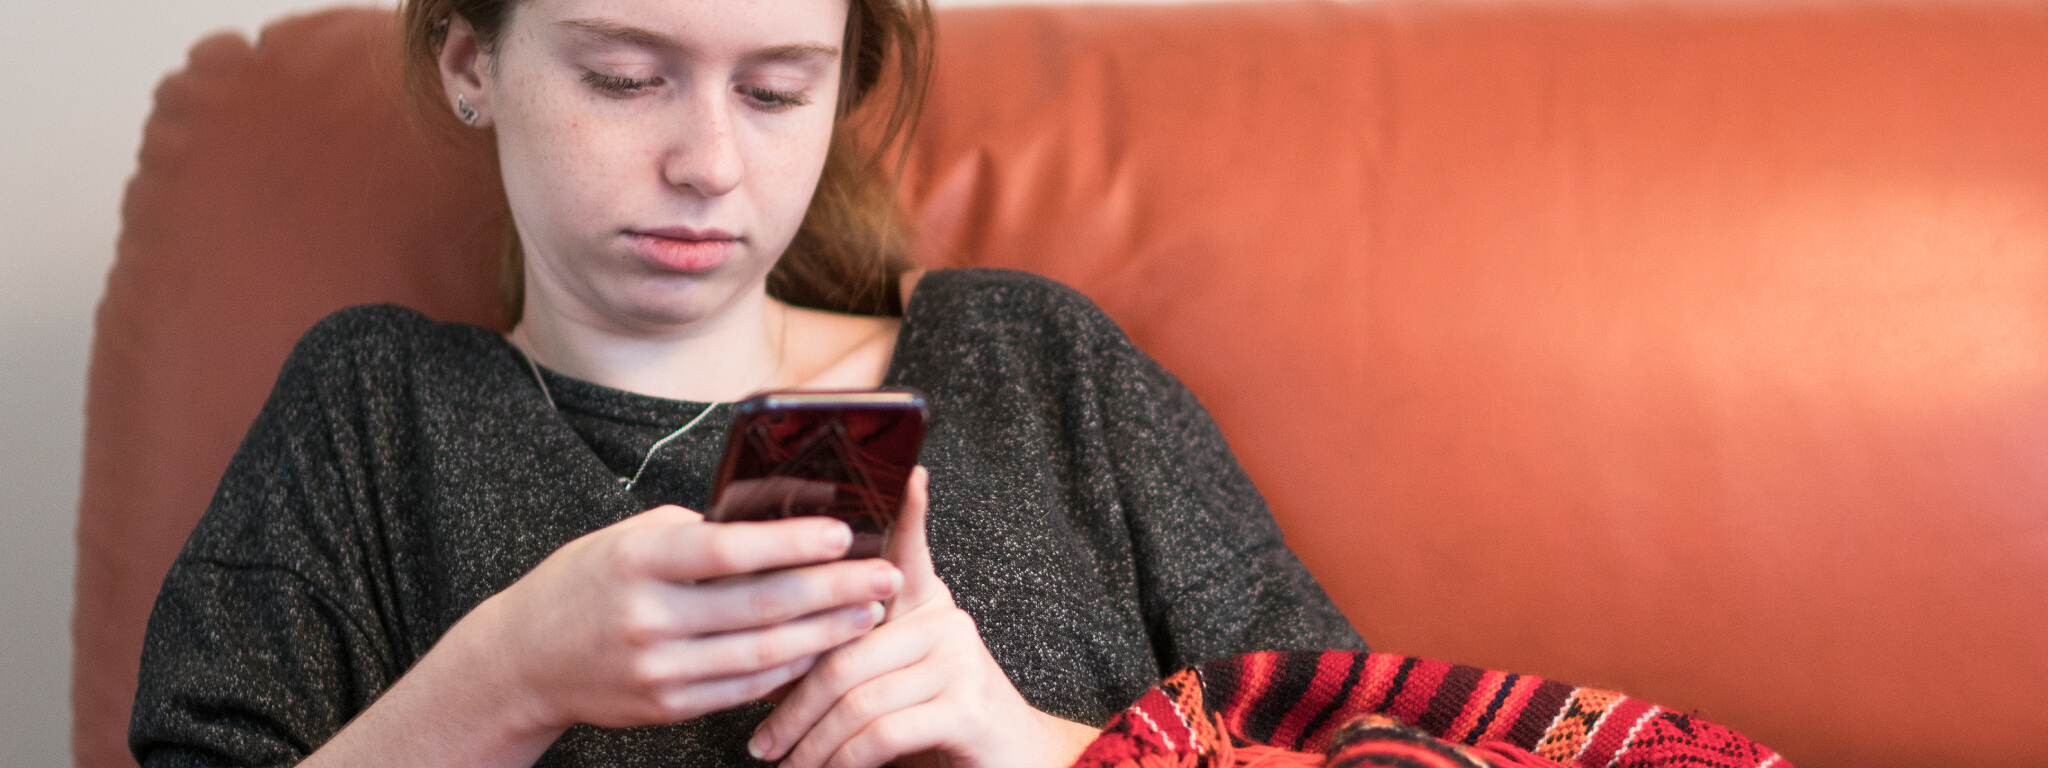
580, 71, 811, 112
582, 71, 660, 95
742, 85, 811, 111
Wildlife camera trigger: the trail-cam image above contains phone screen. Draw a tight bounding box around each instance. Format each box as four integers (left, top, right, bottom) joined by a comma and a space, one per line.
708, 390, 928, 559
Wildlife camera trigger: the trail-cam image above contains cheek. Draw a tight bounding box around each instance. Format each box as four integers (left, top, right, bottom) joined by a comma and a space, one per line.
494, 82, 641, 241
751, 112, 839, 234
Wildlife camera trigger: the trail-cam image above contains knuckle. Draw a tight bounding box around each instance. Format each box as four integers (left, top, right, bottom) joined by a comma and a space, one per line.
658, 689, 702, 722
842, 683, 887, 719
815, 739, 854, 768
751, 663, 802, 700
787, 739, 826, 768
866, 715, 915, 754
738, 670, 781, 701
653, 504, 704, 524
750, 635, 791, 669
617, 594, 672, 647
813, 648, 858, 692
609, 536, 655, 578
626, 657, 671, 695
747, 582, 798, 623
698, 531, 747, 575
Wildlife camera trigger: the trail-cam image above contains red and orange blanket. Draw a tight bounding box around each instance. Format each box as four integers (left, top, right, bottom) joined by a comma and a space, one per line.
1072, 651, 1788, 768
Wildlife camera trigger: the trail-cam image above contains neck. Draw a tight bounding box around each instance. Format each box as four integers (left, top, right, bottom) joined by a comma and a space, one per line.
507, 287, 787, 403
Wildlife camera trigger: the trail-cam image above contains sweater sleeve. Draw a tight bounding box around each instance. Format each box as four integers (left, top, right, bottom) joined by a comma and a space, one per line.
1081, 302, 1368, 671
914, 269, 1368, 672
130, 309, 406, 767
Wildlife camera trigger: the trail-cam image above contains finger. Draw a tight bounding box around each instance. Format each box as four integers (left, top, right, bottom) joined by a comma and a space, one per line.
643, 504, 705, 525
624, 516, 854, 583
820, 703, 957, 768
883, 467, 945, 615
669, 558, 902, 634
749, 618, 937, 761
648, 655, 817, 724
640, 601, 884, 685
778, 665, 946, 768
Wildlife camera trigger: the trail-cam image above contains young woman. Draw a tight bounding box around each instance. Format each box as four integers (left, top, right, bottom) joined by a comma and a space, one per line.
128, 0, 1364, 766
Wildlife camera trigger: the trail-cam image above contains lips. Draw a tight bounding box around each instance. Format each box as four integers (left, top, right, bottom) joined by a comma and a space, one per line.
627, 227, 741, 273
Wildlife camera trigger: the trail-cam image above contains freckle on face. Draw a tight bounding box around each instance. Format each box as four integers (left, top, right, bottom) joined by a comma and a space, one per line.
489, 0, 849, 332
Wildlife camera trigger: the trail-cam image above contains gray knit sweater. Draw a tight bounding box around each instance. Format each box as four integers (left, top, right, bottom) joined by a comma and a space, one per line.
131, 268, 1364, 767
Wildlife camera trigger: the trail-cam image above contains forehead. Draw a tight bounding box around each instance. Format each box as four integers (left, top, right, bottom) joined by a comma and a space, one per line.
511, 0, 850, 53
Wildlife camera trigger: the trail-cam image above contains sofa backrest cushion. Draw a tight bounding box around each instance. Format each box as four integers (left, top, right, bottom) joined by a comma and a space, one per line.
80, 3, 2048, 767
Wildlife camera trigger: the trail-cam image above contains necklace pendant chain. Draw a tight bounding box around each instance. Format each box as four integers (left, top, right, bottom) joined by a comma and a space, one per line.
617, 402, 725, 491
517, 348, 728, 493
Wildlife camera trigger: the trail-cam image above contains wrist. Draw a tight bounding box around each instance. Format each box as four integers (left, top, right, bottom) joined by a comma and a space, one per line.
300, 594, 566, 768
431, 592, 568, 746
1028, 710, 1100, 768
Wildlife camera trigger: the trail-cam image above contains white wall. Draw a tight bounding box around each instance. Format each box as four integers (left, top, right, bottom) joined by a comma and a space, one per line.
1, 5, 419, 763
0, 0, 1255, 765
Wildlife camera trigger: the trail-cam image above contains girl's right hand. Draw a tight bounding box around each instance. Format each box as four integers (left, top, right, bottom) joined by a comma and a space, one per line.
457, 503, 905, 735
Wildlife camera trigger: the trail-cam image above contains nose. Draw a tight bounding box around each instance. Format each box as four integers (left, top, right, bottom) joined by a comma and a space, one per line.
662, 85, 744, 198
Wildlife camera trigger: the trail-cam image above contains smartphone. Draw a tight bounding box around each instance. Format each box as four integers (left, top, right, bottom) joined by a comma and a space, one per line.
707, 389, 929, 559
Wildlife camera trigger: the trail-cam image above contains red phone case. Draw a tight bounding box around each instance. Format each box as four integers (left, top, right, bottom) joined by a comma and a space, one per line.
708, 390, 928, 559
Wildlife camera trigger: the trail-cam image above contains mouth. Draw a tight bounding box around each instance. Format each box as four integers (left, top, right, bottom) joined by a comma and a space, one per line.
626, 227, 742, 273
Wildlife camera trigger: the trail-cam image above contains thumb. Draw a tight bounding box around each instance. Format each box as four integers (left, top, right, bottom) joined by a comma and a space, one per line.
884, 466, 947, 617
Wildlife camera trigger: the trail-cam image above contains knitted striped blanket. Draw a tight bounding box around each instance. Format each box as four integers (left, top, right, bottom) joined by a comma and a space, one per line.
1070, 651, 1789, 768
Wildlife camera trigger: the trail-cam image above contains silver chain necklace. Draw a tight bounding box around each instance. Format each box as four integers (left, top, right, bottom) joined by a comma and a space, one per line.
517, 348, 728, 492
513, 304, 788, 492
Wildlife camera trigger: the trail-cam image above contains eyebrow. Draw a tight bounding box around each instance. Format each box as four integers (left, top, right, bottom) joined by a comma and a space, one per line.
559, 18, 675, 50
557, 18, 840, 63
745, 43, 842, 65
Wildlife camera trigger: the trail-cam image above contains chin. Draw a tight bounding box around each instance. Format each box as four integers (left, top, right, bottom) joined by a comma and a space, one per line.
610, 276, 759, 328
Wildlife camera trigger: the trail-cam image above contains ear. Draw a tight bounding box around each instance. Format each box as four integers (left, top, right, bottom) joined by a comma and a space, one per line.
436, 13, 496, 129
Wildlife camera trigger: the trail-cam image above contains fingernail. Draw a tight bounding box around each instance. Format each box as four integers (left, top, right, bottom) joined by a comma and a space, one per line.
823, 522, 851, 552
867, 601, 886, 626
748, 729, 771, 760
872, 565, 902, 595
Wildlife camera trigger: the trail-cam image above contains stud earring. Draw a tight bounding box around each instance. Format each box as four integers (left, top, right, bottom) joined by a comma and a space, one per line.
455, 94, 479, 127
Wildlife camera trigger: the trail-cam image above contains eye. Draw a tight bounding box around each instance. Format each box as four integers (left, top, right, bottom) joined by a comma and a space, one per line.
583, 71, 662, 97
740, 85, 811, 112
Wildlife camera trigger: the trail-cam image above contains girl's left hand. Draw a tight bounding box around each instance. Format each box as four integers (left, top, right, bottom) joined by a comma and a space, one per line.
746, 466, 1101, 768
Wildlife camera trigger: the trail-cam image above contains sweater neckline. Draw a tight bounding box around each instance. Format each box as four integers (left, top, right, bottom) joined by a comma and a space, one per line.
490, 281, 931, 429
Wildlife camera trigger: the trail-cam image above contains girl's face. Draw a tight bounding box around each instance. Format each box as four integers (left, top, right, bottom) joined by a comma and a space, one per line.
457, 0, 847, 334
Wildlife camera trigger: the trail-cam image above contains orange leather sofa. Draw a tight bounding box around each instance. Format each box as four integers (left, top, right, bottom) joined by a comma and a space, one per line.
76, 2, 2048, 767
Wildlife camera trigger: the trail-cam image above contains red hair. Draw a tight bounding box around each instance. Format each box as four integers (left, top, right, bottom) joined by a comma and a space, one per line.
398, 0, 933, 322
